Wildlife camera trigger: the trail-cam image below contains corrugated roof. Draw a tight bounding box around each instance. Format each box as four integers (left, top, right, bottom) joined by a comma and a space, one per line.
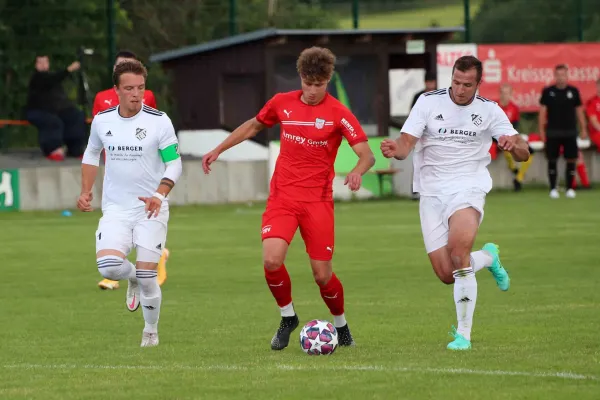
150, 27, 464, 63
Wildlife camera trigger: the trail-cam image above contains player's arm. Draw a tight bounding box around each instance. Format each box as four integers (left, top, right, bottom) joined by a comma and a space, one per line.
492, 105, 530, 162
78, 119, 103, 211
587, 102, 600, 132
381, 96, 426, 160
338, 112, 375, 191
538, 88, 548, 141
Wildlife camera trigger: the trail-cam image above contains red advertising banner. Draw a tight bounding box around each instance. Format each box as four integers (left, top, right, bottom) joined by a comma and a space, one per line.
478, 44, 600, 112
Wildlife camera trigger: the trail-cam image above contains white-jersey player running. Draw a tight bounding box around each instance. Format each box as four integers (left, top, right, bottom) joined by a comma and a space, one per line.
77, 60, 182, 347
381, 56, 530, 351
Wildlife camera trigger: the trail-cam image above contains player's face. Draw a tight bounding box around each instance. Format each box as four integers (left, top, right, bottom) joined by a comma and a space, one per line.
555, 68, 568, 86
300, 77, 328, 105
499, 85, 512, 103
115, 72, 145, 113
35, 56, 49, 72
450, 68, 480, 105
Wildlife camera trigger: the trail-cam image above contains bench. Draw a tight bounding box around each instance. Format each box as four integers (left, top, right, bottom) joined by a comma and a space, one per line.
372, 167, 400, 196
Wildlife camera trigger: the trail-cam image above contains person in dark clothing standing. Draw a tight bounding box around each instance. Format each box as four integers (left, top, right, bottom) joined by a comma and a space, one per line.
538, 64, 588, 199
411, 71, 437, 110
26, 55, 87, 161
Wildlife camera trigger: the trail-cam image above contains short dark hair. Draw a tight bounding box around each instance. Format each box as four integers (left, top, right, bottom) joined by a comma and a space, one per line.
555, 64, 568, 71
113, 60, 147, 87
452, 55, 483, 82
115, 50, 138, 62
296, 47, 336, 82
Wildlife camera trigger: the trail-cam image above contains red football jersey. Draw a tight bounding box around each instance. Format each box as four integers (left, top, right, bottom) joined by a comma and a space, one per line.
586, 96, 600, 136
257, 90, 368, 202
92, 88, 157, 116
498, 101, 519, 124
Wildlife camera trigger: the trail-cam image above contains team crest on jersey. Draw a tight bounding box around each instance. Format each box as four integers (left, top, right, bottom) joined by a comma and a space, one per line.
471, 114, 482, 127
135, 127, 147, 140
315, 118, 325, 129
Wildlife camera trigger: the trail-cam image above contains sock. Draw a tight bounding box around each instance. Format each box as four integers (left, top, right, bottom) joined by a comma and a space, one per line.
264, 265, 293, 309
566, 162, 576, 190
96, 256, 136, 281
503, 151, 517, 172
333, 314, 347, 328
470, 250, 493, 273
516, 154, 533, 183
318, 273, 345, 317
548, 160, 558, 190
280, 302, 295, 317
576, 162, 589, 188
136, 269, 161, 334
453, 267, 477, 341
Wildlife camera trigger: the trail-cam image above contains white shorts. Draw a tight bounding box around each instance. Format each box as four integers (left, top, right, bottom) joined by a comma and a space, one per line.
419, 190, 486, 253
95, 206, 169, 256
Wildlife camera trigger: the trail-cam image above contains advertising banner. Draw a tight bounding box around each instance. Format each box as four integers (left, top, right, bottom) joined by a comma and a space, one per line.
478, 44, 600, 112
0, 169, 19, 211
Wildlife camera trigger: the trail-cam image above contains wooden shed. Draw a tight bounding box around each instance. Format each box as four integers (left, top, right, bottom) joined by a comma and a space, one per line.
150, 27, 463, 144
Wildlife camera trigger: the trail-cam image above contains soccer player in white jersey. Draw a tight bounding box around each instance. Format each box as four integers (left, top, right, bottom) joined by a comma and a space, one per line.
381, 56, 530, 350
77, 60, 182, 347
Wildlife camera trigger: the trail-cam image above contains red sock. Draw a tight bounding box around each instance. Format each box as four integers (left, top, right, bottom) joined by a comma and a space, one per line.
319, 273, 345, 316
577, 163, 590, 188
264, 265, 292, 307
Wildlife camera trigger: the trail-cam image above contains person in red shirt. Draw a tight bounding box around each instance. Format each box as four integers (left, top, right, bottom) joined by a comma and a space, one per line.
92, 50, 169, 291
92, 51, 157, 116
497, 84, 534, 191
202, 47, 375, 350
586, 78, 600, 152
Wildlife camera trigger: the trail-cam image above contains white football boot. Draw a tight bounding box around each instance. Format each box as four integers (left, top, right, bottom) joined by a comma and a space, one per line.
141, 331, 159, 347
126, 278, 140, 312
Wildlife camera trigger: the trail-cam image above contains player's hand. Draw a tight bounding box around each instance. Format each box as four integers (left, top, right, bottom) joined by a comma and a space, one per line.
580, 128, 588, 140
77, 192, 93, 212
139, 196, 162, 218
67, 61, 81, 72
497, 135, 519, 152
539, 130, 546, 143
380, 138, 398, 159
344, 172, 362, 192
202, 149, 220, 174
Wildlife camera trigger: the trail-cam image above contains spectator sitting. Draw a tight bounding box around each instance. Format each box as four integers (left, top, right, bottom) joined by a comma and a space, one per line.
25, 55, 86, 161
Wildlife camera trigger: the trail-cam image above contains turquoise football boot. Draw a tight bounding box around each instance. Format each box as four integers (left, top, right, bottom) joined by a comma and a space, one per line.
482, 243, 510, 291
447, 325, 471, 351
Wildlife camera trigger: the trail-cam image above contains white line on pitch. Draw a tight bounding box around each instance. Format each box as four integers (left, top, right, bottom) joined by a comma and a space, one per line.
2, 364, 597, 381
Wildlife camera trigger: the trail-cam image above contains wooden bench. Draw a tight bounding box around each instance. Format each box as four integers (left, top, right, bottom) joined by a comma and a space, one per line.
372, 167, 400, 196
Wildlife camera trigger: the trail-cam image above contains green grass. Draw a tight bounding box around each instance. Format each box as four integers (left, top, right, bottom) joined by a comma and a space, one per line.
1, 189, 600, 399
337, 1, 481, 30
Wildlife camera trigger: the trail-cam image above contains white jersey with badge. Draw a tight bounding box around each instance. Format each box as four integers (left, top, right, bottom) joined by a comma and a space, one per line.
86, 105, 178, 212
402, 88, 518, 196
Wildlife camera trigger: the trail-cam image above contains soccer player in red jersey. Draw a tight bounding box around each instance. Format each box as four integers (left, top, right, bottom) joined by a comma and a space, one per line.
92, 51, 157, 116
586, 79, 600, 152
92, 50, 169, 291
202, 47, 375, 350
497, 84, 534, 191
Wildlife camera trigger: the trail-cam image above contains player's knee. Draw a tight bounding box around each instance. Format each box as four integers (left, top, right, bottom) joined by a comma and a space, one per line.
263, 255, 284, 271
449, 247, 469, 271
313, 269, 332, 287
97, 256, 125, 280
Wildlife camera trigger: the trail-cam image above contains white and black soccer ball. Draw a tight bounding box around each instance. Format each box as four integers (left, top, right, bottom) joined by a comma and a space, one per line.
299, 319, 338, 355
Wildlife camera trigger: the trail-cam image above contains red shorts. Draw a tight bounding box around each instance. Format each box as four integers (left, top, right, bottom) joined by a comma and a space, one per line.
261, 199, 334, 261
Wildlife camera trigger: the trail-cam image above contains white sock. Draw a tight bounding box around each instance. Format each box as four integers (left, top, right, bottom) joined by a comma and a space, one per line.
333, 314, 347, 328
471, 250, 493, 273
280, 302, 295, 317
453, 267, 477, 341
136, 269, 161, 334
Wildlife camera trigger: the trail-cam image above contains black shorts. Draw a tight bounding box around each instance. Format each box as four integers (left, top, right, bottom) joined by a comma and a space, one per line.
545, 136, 578, 160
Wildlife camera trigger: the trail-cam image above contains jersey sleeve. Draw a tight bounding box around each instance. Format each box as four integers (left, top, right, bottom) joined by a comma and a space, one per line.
489, 104, 519, 140
146, 91, 158, 109
539, 88, 549, 106
573, 88, 582, 107
158, 116, 180, 163
255, 95, 280, 128
92, 94, 102, 117
401, 96, 429, 138
337, 108, 368, 146
81, 118, 104, 166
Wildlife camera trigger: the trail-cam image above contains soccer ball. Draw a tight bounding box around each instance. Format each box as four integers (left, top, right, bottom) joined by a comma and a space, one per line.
299, 319, 338, 355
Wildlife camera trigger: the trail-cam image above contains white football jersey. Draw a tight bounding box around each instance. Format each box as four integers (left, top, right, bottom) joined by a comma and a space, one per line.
402, 88, 518, 196
85, 105, 178, 211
